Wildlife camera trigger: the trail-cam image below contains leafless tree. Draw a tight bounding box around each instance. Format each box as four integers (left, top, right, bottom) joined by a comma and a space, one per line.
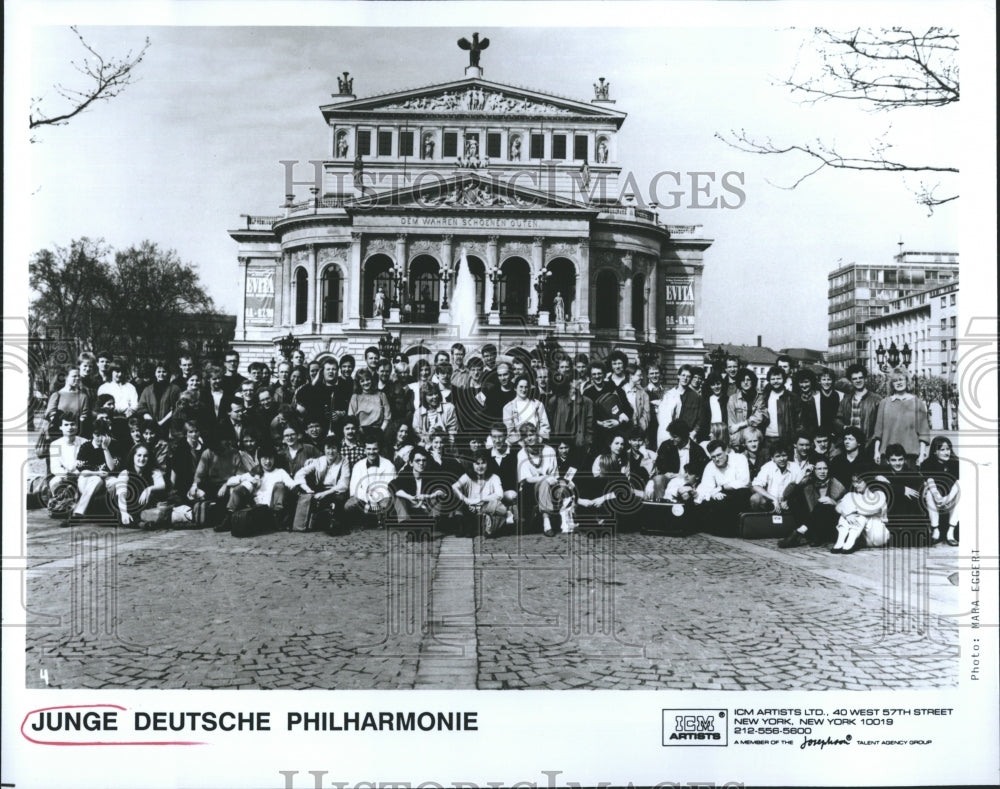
717, 27, 958, 211
30, 26, 150, 136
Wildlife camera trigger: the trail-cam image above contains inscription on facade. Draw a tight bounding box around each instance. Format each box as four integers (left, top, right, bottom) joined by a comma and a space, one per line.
398, 216, 539, 229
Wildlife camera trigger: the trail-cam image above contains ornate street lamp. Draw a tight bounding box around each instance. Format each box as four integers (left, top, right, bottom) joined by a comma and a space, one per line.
391, 265, 403, 309
901, 342, 912, 367
488, 266, 502, 311
276, 332, 300, 361
638, 341, 659, 369
875, 342, 887, 369
887, 341, 900, 368
438, 270, 450, 310
707, 344, 727, 375
378, 331, 401, 361
533, 269, 552, 314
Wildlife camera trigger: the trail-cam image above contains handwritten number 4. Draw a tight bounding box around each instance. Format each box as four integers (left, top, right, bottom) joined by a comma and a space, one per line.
40, 668, 49, 686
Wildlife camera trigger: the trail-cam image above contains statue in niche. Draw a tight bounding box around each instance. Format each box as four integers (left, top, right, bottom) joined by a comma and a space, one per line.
553, 292, 565, 322
374, 287, 386, 317
336, 132, 349, 158
596, 138, 609, 163
509, 134, 522, 161
423, 133, 435, 159
465, 137, 479, 159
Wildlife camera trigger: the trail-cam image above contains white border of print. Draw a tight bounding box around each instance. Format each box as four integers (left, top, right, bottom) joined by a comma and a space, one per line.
3, 2, 996, 788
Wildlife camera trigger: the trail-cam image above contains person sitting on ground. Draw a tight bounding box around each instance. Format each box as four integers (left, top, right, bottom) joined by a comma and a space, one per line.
777, 455, 846, 548
277, 424, 320, 478
693, 439, 751, 535
292, 435, 351, 531
226, 447, 297, 531
48, 416, 87, 504
575, 451, 644, 530
390, 423, 418, 470
344, 428, 397, 529
874, 443, 931, 545
72, 420, 121, 521
749, 442, 802, 514
920, 435, 960, 546
831, 472, 889, 554
452, 449, 507, 537
648, 418, 709, 501
662, 463, 699, 504
515, 422, 559, 534
486, 422, 520, 527
115, 444, 167, 527
391, 446, 449, 530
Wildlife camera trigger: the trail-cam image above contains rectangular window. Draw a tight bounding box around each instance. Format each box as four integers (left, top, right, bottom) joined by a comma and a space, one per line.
940, 318, 947, 330
487, 132, 501, 159
443, 132, 458, 157
552, 134, 567, 159
530, 133, 545, 159
951, 338, 957, 349
941, 340, 948, 351
950, 293, 956, 305
574, 134, 588, 161
356, 130, 372, 156
949, 316, 956, 328
399, 131, 414, 157
377, 130, 393, 156
940, 296, 947, 308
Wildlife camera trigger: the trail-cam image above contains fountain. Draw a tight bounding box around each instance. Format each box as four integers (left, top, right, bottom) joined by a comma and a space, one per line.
451, 249, 478, 339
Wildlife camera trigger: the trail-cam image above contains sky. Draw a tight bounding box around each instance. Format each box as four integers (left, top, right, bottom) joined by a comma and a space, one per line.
10, 3, 990, 353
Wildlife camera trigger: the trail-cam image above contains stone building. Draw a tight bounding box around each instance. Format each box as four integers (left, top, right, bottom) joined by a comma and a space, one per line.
229, 41, 713, 368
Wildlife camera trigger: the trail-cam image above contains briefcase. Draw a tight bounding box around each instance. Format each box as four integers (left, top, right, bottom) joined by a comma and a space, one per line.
739, 511, 786, 539
231, 505, 274, 538
637, 501, 694, 535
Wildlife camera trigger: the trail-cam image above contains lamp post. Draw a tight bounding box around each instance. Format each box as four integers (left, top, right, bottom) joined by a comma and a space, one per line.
887, 341, 900, 368
276, 332, 300, 362
638, 341, 659, 370
875, 342, 887, 370
377, 331, 401, 361
901, 342, 912, 368
390, 265, 402, 309
533, 269, 552, 315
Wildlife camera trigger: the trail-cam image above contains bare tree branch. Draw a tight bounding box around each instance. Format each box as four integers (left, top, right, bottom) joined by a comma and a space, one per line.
30, 27, 150, 134
718, 27, 959, 208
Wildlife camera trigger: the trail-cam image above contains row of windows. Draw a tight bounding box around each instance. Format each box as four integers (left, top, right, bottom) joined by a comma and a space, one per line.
940, 293, 958, 307
349, 128, 597, 161
940, 316, 958, 329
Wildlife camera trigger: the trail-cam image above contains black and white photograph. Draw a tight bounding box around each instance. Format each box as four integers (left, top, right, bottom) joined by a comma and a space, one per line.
4, 3, 997, 787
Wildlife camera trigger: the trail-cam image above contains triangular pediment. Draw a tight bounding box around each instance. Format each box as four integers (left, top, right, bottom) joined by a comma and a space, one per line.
322, 77, 626, 125
343, 173, 598, 213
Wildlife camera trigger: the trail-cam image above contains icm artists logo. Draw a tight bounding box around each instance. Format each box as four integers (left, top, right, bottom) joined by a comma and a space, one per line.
662, 709, 728, 746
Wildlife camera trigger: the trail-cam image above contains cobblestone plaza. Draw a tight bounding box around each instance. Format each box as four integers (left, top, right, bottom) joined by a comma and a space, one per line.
24, 511, 959, 691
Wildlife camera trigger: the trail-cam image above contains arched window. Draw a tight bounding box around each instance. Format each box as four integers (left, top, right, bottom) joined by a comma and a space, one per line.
594, 270, 619, 329
631, 273, 645, 333
499, 257, 530, 319
409, 255, 440, 323
322, 267, 343, 323
363, 255, 394, 318
543, 258, 577, 320
294, 267, 308, 325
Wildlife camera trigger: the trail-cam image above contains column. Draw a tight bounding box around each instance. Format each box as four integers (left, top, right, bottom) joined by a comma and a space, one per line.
347, 232, 363, 330
576, 238, 590, 332
303, 246, 316, 331
392, 234, 406, 321
281, 251, 292, 328
313, 246, 325, 328
645, 262, 658, 343
486, 236, 499, 325
621, 270, 634, 340
530, 237, 544, 314
272, 255, 283, 329
439, 234, 453, 323
236, 256, 248, 339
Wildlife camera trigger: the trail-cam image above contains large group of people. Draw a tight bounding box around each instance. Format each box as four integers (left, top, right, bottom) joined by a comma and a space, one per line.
34, 346, 959, 550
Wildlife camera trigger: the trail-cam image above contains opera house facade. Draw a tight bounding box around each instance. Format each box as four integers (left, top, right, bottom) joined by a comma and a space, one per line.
229, 46, 713, 368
